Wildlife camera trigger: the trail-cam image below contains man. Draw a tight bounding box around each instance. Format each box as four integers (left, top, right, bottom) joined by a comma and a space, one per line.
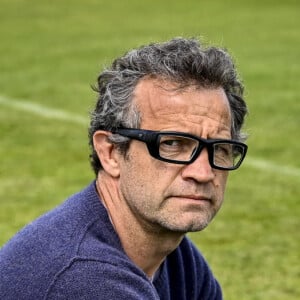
0, 38, 248, 299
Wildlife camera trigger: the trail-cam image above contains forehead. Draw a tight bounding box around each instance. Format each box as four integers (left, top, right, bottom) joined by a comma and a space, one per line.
133, 78, 232, 137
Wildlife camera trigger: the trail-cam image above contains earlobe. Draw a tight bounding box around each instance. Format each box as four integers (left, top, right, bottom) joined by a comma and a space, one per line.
93, 131, 121, 178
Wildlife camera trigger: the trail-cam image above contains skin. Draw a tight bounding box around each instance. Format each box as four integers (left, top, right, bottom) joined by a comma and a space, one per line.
93, 78, 232, 278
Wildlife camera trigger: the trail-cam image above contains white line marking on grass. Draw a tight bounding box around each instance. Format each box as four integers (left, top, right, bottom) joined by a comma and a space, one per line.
1, 94, 300, 178
245, 157, 300, 178
0, 95, 87, 125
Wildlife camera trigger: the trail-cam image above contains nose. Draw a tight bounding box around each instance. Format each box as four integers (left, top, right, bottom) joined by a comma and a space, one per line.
181, 148, 215, 182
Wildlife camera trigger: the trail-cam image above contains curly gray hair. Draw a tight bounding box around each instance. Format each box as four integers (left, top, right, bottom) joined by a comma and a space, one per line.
89, 37, 248, 175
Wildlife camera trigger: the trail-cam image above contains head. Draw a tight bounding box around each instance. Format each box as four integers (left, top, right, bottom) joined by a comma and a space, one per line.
89, 37, 247, 175
90, 37, 248, 233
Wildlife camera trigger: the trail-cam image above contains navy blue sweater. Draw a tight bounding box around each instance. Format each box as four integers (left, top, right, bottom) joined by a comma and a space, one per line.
0, 182, 222, 299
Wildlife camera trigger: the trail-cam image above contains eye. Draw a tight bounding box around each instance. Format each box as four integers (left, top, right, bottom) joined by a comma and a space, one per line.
159, 135, 199, 160
161, 139, 182, 147
160, 136, 194, 151
214, 144, 231, 156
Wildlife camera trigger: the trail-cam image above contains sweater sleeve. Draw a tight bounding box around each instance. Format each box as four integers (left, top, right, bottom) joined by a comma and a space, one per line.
45, 258, 159, 300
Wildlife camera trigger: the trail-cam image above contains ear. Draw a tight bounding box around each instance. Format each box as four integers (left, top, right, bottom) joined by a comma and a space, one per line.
93, 131, 121, 178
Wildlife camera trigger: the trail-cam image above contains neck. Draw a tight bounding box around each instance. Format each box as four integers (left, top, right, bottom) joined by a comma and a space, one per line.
96, 174, 184, 278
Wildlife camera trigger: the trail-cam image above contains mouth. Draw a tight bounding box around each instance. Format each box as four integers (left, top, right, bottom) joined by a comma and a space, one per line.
171, 195, 212, 203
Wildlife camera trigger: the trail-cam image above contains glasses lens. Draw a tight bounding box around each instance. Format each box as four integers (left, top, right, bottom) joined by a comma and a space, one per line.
159, 135, 199, 162
213, 143, 244, 168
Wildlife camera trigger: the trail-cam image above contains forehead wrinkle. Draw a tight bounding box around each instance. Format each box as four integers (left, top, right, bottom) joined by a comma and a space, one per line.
148, 103, 231, 131
142, 109, 230, 140
133, 78, 231, 135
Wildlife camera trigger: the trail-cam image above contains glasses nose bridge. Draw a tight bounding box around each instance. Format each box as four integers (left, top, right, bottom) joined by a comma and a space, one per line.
190, 139, 211, 163
184, 141, 215, 179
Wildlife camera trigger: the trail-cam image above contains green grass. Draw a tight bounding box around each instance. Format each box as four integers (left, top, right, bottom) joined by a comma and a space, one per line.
0, 0, 299, 299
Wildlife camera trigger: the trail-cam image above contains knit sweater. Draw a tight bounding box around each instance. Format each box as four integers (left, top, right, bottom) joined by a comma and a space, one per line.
0, 182, 222, 299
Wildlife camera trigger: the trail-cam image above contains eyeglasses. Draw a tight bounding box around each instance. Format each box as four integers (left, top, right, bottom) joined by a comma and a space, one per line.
112, 128, 248, 171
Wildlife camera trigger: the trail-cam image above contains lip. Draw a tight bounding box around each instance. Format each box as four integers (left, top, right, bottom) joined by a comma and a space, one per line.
172, 195, 211, 202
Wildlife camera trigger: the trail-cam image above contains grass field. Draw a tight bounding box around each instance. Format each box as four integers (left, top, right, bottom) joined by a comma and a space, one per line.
0, 0, 299, 299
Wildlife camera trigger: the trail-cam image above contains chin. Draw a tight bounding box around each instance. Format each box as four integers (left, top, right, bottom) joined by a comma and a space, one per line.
175, 211, 216, 233
151, 211, 216, 234
163, 219, 211, 233
185, 222, 210, 232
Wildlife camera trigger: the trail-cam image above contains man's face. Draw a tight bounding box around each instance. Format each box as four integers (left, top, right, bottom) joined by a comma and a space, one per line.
118, 78, 232, 233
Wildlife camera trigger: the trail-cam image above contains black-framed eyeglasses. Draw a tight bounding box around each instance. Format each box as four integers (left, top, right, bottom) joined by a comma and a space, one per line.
112, 128, 248, 171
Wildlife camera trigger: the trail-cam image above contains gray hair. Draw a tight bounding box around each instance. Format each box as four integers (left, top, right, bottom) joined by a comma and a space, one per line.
89, 37, 248, 175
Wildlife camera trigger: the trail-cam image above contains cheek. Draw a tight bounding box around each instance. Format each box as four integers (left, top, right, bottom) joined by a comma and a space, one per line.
121, 149, 178, 202
119, 148, 157, 195
128, 143, 176, 180
214, 172, 229, 197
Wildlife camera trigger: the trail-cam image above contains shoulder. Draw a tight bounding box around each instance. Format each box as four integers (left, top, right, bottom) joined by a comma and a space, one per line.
0, 182, 121, 299
45, 256, 159, 299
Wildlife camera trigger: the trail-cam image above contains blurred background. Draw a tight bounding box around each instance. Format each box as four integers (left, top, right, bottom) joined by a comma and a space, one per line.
0, 0, 299, 298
